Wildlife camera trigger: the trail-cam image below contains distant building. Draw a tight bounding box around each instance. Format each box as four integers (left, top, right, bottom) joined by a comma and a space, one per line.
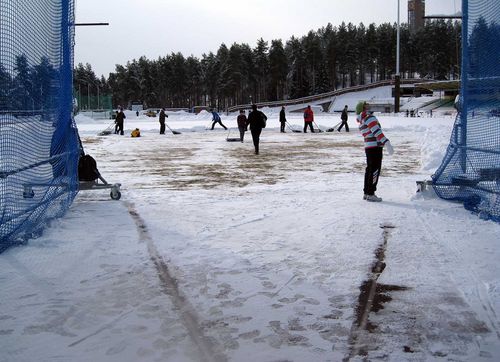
408, 0, 425, 33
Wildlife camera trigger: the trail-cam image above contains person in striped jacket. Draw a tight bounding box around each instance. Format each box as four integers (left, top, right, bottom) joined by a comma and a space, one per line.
356, 101, 393, 202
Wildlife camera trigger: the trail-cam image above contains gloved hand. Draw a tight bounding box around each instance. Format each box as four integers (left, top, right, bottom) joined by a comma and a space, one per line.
385, 140, 394, 155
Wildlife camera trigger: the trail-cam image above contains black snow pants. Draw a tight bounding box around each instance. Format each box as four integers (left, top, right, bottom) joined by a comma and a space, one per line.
251, 127, 262, 154
364, 147, 383, 195
338, 120, 349, 132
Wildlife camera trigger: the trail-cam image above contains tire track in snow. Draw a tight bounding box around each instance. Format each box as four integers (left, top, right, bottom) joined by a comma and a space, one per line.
125, 201, 227, 362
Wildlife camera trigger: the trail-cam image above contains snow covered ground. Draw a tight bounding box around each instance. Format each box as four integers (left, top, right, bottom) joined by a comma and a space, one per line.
1, 110, 499, 362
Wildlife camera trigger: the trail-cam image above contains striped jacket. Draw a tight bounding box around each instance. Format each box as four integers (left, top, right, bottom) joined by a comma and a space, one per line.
357, 111, 388, 149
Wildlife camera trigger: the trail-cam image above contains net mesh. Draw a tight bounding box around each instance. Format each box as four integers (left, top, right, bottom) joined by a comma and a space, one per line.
432, 0, 500, 222
0, 0, 79, 251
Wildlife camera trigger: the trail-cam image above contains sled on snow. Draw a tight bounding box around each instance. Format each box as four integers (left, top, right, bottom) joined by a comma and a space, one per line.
98, 121, 116, 136
286, 122, 302, 133
226, 128, 242, 142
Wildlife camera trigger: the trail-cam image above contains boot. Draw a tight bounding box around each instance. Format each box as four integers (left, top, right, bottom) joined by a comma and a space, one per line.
366, 194, 382, 202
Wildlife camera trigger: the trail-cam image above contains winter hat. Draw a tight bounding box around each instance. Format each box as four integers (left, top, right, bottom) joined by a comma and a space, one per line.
251, 104, 257, 111
355, 101, 366, 115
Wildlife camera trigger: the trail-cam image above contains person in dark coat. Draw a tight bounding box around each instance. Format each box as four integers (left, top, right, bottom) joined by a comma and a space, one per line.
115, 106, 125, 135
279, 106, 287, 133
210, 109, 227, 130
338, 105, 349, 132
247, 104, 267, 155
114, 111, 119, 134
303, 105, 314, 133
159, 108, 168, 134
237, 109, 247, 142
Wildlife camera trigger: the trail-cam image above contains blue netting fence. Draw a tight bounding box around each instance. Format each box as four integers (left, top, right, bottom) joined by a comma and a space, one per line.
0, 0, 80, 251
432, 0, 500, 221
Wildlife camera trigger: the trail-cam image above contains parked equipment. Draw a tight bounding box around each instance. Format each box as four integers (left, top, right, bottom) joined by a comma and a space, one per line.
78, 153, 122, 200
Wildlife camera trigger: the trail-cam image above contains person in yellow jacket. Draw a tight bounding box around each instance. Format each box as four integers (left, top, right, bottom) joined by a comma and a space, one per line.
131, 128, 141, 137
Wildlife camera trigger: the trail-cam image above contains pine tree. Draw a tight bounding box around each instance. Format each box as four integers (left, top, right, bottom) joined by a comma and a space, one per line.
0, 64, 12, 110
32, 57, 56, 110
268, 39, 288, 101
12, 55, 32, 110
286, 36, 309, 98
322, 23, 339, 89
253, 38, 269, 102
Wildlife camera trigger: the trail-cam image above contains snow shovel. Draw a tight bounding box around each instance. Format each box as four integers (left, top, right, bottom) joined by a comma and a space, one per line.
166, 123, 181, 135
286, 121, 302, 133
313, 121, 323, 133
226, 128, 241, 142
326, 121, 342, 132
98, 121, 116, 136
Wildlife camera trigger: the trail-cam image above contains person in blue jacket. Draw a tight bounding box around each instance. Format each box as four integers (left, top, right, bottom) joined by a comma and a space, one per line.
210, 109, 227, 130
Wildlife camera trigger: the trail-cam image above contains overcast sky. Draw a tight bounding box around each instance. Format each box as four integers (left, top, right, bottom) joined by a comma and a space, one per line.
74, 0, 461, 78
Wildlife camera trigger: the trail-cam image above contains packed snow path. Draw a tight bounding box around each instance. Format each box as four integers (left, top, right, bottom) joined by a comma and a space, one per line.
1, 115, 499, 361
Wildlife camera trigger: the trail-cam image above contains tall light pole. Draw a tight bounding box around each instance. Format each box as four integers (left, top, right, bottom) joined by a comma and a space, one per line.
96, 83, 100, 110
74, 22, 109, 111
395, 0, 401, 113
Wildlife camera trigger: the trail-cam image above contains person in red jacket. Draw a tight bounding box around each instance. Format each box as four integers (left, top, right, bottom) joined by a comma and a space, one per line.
303, 105, 314, 133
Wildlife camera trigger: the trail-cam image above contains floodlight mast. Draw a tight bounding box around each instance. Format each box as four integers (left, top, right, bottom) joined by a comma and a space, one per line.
73, 22, 109, 111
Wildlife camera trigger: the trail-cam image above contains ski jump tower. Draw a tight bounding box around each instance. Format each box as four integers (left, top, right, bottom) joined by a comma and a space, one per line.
0, 0, 80, 251
432, 0, 500, 221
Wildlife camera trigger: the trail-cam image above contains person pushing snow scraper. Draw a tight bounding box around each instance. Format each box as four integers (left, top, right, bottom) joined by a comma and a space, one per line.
356, 101, 393, 202
159, 108, 168, 134
237, 109, 247, 142
303, 105, 315, 133
210, 109, 227, 130
115, 106, 126, 135
279, 106, 287, 133
338, 105, 349, 132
